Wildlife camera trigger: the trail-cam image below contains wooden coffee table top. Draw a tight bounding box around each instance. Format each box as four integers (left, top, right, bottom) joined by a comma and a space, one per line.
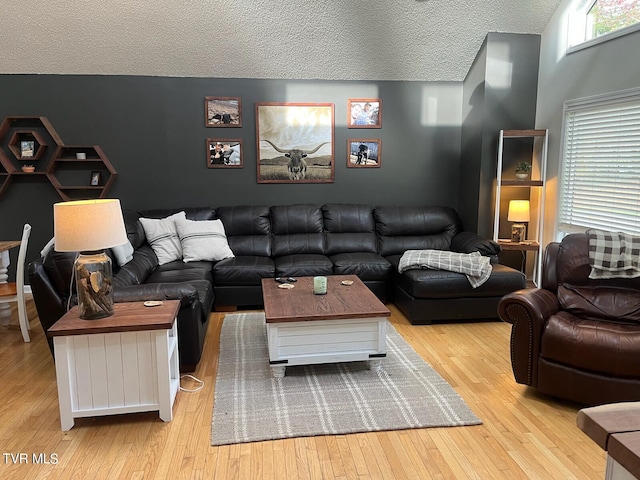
261, 275, 390, 323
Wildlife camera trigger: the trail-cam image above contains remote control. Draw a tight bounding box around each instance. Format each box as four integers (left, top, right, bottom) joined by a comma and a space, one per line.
275, 277, 287, 284
287, 277, 297, 282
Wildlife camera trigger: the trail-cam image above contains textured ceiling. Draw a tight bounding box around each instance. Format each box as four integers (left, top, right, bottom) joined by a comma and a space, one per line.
0, 0, 562, 82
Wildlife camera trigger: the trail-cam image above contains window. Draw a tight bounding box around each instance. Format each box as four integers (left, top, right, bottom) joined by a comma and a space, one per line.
568, 0, 640, 52
558, 87, 640, 237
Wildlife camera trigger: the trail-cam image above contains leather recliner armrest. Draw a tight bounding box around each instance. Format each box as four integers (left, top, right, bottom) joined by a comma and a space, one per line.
498, 288, 560, 386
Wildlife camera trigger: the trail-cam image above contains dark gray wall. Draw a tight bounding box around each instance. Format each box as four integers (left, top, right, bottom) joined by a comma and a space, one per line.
460, 33, 541, 239
0, 75, 462, 270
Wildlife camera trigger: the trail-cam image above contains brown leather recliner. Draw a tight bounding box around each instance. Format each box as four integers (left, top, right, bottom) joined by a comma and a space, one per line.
498, 233, 640, 406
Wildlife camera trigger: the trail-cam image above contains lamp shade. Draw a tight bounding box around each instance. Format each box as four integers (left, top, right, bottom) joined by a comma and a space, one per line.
54, 199, 128, 252
507, 200, 530, 223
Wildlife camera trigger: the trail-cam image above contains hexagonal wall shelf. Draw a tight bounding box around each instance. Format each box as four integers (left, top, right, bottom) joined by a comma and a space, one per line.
0, 117, 117, 200
0, 149, 16, 198
46, 145, 118, 201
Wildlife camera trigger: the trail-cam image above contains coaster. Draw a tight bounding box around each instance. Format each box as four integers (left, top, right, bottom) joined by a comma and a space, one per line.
341, 280, 354, 286
278, 283, 295, 289
143, 300, 164, 307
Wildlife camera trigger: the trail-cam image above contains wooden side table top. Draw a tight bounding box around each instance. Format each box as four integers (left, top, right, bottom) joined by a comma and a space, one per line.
577, 402, 640, 450
261, 275, 390, 323
497, 239, 540, 251
0, 241, 21, 253
48, 300, 181, 336
577, 402, 640, 479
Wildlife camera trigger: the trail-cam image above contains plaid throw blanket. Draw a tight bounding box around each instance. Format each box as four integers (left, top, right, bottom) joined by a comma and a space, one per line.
398, 250, 492, 288
587, 229, 640, 279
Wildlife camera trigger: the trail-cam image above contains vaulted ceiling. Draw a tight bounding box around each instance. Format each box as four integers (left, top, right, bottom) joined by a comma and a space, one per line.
1, 0, 563, 81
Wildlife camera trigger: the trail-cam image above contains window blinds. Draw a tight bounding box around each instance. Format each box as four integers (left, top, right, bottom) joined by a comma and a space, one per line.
559, 90, 640, 235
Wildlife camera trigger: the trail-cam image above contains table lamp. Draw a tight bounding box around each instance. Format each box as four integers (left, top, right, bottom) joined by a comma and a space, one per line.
54, 199, 128, 320
507, 200, 530, 243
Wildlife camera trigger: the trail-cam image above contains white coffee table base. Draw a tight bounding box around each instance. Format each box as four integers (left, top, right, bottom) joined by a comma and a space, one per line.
266, 316, 387, 378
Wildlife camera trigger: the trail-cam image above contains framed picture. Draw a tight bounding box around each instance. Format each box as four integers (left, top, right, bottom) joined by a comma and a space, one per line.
20, 140, 35, 158
90, 171, 101, 186
205, 96, 242, 127
255, 103, 334, 183
207, 139, 243, 168
348, 98, 382, 128
347, 139, 381, 168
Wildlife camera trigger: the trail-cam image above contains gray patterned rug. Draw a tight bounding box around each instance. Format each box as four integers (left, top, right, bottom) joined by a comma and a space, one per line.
211, 313, 481, 445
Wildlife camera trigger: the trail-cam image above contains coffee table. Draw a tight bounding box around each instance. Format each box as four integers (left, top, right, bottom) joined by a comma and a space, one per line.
261, 275, 391, 377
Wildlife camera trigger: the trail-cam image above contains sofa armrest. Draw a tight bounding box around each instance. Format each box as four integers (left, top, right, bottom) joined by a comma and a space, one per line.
113, 282, 199, 307
451, 231, 501, 256
498, 288, 560, 387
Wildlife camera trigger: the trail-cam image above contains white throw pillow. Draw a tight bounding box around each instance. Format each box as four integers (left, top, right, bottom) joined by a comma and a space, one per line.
139, 211, 186, 265
112, 240, 135, 266
175, 218, 234, 262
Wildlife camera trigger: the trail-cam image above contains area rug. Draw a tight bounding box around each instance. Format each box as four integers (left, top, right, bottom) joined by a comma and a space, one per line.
211, 313, 481, 445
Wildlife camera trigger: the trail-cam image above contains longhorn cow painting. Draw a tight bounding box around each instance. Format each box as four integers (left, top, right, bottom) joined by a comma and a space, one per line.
256, 103, 334, 183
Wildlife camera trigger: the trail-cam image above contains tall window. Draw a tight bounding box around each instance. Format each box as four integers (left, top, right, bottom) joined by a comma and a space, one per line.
558, 87, 640, 236
568, 0, 640, 52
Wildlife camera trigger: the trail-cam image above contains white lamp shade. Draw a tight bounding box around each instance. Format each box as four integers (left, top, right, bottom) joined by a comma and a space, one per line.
54, 199, 128, 252
507, 200, 530, 223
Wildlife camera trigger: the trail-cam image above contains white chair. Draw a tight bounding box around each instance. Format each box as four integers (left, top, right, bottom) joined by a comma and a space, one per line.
0, 224, 32, 342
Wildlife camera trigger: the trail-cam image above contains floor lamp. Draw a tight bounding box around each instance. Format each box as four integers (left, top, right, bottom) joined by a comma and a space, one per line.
54, 199, 128, 320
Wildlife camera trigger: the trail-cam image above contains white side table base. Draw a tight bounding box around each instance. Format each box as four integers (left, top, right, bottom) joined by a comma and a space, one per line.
53, 322, 179, 431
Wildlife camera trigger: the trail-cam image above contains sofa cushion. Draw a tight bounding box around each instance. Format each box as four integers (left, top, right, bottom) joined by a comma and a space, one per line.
323, 203, 377, 255
558, 285, 640, 324
274, 254, 333, 277
216, 205, 272, 257
139, 211, 186, 265
113, 245, 158, 287
271, 205, 325, 256
394, 263, 525, 299
146, 259, 214, 286
175, 218, 234, 262
374, 206, 462, 256
213, 256, 276, 285
330, 252, 392, 280
541, 310, 640, 377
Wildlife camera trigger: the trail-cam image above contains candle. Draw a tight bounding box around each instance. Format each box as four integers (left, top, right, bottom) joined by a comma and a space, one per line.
313, 276, 327, 295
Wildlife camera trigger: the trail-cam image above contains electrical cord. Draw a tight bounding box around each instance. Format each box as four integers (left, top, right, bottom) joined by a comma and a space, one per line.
179, 374, 204, 392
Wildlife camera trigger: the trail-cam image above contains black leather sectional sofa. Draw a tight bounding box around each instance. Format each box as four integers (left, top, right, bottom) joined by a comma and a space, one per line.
29, 203, 526, 371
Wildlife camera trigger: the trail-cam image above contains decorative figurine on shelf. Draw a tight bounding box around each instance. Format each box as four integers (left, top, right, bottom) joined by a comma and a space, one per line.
515, 161, 532, 180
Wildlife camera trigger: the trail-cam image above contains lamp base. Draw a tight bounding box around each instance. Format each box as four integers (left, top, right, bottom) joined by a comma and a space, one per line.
511, 223, 526, 243
74, 251, 114, 320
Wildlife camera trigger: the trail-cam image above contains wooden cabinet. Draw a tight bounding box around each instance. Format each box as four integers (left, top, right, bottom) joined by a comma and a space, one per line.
493, 129, 548, 286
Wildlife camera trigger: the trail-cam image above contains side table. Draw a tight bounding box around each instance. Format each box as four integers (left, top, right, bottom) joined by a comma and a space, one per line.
577, 402, 640, 480
48, 300, 181, 431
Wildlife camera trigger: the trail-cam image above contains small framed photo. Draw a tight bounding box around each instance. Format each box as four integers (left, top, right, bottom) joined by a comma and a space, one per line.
90, 171, 101, 186
205, 96, 242, 127
207, 139, 243, 168
347, 139, 381, 168
348, 98, 382, 128
20, 140, 35, 158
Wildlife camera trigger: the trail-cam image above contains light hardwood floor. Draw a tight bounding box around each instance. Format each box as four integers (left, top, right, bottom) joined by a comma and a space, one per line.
0, 299, 604, 479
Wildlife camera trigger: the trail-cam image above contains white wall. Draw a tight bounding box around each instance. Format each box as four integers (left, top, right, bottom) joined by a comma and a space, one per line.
536, 0, 640, 245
